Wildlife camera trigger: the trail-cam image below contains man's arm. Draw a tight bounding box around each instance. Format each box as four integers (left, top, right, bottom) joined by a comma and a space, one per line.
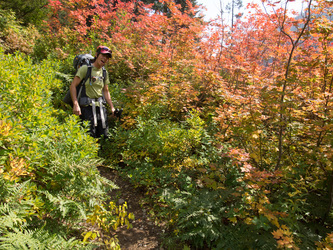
70, 76, 82, 116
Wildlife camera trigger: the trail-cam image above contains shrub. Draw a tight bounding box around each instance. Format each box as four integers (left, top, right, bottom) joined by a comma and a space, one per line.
0, 49, 124, 248
105, 103, 333, 249
0, 10, 40, 55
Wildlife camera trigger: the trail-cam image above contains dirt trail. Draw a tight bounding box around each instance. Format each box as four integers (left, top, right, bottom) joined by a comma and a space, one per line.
98, 166, 166, 250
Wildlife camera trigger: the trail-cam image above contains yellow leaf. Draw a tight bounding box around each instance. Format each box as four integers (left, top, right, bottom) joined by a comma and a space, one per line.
272, 229, 284, 239
229, 217, 237, 223
244, 217, 252, 224
83, 231, 92, 242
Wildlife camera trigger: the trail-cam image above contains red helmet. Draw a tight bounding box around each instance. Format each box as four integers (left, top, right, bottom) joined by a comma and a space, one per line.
97, 45, 112, 58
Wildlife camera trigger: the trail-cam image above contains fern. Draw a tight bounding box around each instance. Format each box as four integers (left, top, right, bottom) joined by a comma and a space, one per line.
0, 177, 9, 201
0, 203, 26, 231
0, 181, 36, 231
0, 229, 40, 250
40, 190, 87, 220
0, 179, 31, 202
0, 227, 94, 250
167, 189, 225, 248
55, 71, 73, 85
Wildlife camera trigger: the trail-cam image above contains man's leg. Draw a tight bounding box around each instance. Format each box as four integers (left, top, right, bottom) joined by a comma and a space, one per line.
95, 106, 109, 139
80, 106, 98, 138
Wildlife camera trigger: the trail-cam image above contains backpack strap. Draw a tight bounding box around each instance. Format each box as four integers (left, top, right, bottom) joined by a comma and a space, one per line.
101, 67, 107, 101
77, 66, 92, 100
78, 66, 107, 106
102, 67, 106, 84
78, 66, 107, 129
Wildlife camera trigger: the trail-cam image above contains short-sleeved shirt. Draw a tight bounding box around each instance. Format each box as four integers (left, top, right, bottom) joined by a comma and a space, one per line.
75, 65, 110, 99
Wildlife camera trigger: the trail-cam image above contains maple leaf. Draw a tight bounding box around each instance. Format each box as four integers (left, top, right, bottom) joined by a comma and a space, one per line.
272, 229, 284, 239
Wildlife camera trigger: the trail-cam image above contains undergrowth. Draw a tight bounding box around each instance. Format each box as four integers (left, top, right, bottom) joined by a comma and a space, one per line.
102, 106, 333, 249
0, 49, 132, 249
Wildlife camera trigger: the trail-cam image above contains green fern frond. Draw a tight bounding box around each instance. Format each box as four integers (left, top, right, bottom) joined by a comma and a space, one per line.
0, 227, 94, 250
1, 180, 32, 203
55, 71, 73, 84
0, 205, 26, 230
40, 191, 87, 220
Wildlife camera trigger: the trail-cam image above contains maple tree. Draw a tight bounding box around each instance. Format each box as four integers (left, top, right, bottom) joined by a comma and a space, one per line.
208, 0, 333, 247
117, 0, 199, 14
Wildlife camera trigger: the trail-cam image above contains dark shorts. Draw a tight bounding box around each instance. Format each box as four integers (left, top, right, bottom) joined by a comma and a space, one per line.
80, 106, 109, 138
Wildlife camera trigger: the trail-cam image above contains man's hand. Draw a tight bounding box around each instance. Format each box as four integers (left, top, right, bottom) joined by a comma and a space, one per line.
73, 103, 81, 116
114, 108, 123, 118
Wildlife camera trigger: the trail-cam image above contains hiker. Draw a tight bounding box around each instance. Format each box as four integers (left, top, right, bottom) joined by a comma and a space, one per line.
70, 45, 115, 138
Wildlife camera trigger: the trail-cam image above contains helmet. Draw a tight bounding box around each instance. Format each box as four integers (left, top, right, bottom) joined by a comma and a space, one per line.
96, 45, 112, 58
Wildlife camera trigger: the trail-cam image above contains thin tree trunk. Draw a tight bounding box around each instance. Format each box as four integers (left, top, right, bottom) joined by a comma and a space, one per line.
275, 0, 312, 170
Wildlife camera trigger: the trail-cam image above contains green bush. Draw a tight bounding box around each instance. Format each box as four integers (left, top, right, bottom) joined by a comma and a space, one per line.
0, 0, 49, 26
107, 111, 233, 246
105, 105, 333, 249
0, 10, 40, 54
0, 49, 120, 248
108, 111, 218, 188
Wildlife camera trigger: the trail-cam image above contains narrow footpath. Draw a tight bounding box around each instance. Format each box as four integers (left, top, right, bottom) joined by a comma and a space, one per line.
98, 166, 166, 250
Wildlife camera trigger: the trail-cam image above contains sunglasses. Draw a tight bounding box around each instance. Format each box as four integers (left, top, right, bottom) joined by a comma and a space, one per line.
100, 47, 111, 53
98, 46, 112, 55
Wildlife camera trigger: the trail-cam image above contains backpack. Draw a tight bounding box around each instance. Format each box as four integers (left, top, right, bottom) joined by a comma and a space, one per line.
63, 54, 106, 106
